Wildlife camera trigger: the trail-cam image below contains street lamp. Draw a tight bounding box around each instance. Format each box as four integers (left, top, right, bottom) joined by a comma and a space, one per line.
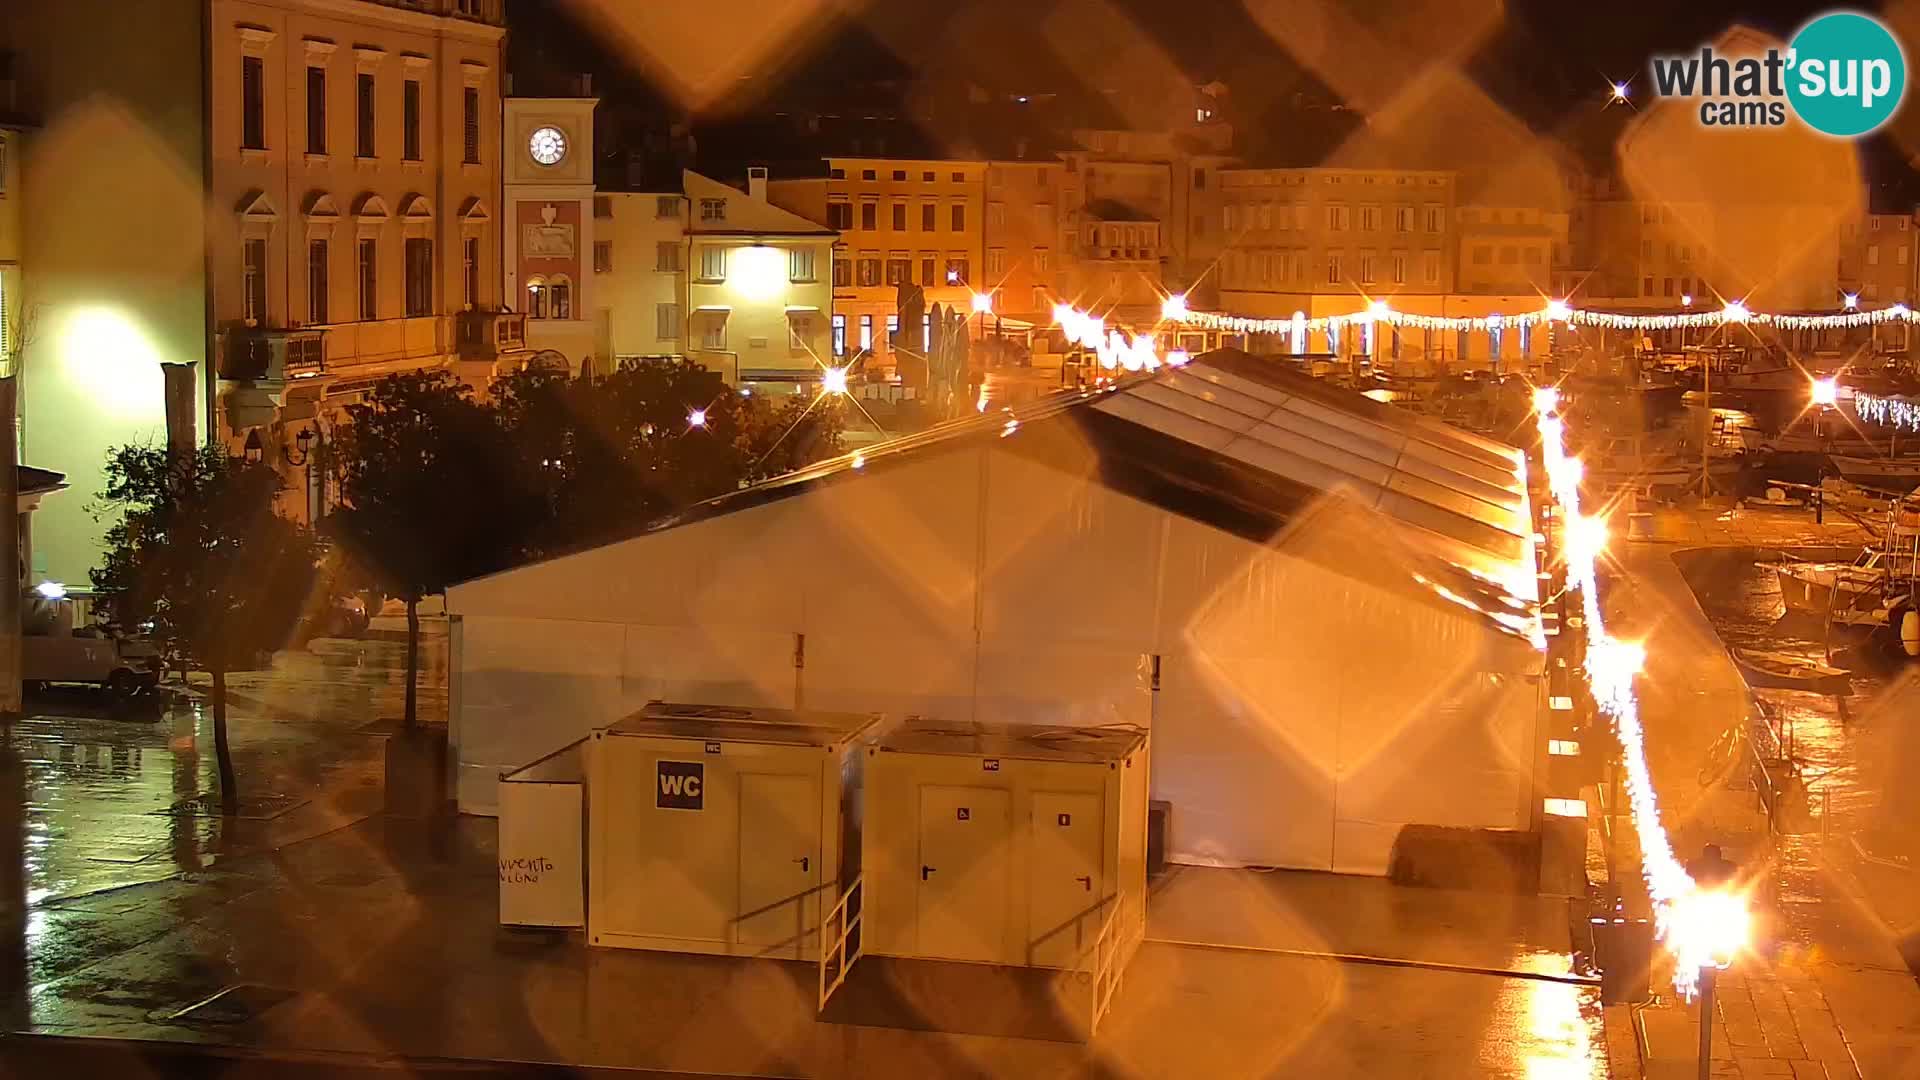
284, 426, 318, 466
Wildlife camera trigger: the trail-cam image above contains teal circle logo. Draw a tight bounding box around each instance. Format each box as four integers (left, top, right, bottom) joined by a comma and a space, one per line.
1787, 12, 1907, 137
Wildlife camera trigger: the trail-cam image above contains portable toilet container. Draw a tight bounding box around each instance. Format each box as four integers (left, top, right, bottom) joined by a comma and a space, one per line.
860, 722, 1149, 977
587, 701, 882, 960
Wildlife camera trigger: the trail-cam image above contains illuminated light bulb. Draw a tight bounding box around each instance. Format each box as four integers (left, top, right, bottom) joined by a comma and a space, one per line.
971, 292, 994, 315
1565, 512, 1610, 568
1546, 299, 1572, 323
1532, 386, 1562, 414
1167, 349, 1190, 366
1893, 303, 1912, 319
1367, 299, 1392, 320
1162, 293, 1190, 320
1667, 886, 1753, 971
1052, 302, 1074, 326
1844, 293, 1859, 310
687, 408, 708, 428
946, 269, 960, 284
821, 367, 849, 395
1547, 455, 1585, 502
1681, 293, 1693, 307
34, 581, 66, 600
1721, 300, 1751, 323
727, 245, 788, 300
1611, 82, 1629, 101
1810, 377, 1839, 408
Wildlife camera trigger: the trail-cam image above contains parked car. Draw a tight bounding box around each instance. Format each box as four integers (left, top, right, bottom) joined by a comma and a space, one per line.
22, 587, 164, 700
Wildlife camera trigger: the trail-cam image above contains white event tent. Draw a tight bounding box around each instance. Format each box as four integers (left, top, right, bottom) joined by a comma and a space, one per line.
446, 350, 1546, 874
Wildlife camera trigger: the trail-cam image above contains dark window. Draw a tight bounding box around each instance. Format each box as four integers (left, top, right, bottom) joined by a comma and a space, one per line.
308, 239, 329, 324
827, 203, 851, 230
885, 257, 910, 285
356, 73, 376, 158
862, 169, 876, 180
832, 253, 851, 287
919, 256, 934, 286
462, 87, 480, 164
402, 79, 421, 161
951, 204, 965, 231
404, 238, 432, 316
1192, 167, 1207, 190
921, 203, 935, 231
243, 238, 267, 324
860, 203, 876, 230
463, 237, 479, 308
550, 280, 571, 320
950, 171, 963, 182
891, 202, 906, 230
858, 257, 881, 286
922, 171, 935, 182
829, 167, 846, 179
358, 238, 378, 319
242, 56, 266, 150
306, 67, 327, 155
892, 169, 906, 181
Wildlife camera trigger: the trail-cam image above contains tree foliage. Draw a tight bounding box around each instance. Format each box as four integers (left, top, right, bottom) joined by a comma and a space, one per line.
91, 445, 318, 674
90, 445, 319, 810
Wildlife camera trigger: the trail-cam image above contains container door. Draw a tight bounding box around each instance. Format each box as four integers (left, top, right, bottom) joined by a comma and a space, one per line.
1028, 791, 1104, 968
736, 772, 819, 957
915, 784, 1010, 963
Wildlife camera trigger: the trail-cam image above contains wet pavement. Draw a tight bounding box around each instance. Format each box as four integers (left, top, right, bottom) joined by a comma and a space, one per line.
0, 628, 1607, 1078
1595, 516, 1920, 1079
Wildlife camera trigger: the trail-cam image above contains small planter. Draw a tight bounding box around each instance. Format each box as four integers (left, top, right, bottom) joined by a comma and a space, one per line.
384, 725, 449, 819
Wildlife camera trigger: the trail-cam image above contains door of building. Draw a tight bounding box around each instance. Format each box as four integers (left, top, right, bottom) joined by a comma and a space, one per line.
736, 772, 818, 957
1028, 791, 1104, 968
914, 784, 1010, 962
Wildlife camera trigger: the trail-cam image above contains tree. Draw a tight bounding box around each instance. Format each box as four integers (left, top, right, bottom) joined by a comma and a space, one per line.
91, 445, 318, 813
490, 360, 845, 555
327, 371, 524, 727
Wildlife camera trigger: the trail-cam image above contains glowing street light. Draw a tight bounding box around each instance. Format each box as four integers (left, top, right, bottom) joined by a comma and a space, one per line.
1844, 292, 1860, 310
1611, 82, 1630, 102
1161, 293, 1190, 320
1366, 299, 1392, 321
1532, 386, 1562, 414
1810, 377, 1839, 408
1680, 293, 1693, 308
687, 408, 708, 429
971, 292, 994, 315
821, 366, 850, 395
1546, 299, 1573, 323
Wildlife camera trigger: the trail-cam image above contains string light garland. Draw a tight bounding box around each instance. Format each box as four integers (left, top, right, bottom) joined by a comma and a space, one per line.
1168, 296, 1917, 337
1534, 388, 1751, 1000
1857, 392, 1920, 432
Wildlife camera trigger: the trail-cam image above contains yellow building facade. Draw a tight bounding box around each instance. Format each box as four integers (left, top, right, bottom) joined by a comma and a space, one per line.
1, 0, 507, 579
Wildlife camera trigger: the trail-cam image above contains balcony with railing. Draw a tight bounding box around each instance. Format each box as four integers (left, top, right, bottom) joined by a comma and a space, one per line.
358, 0, 506, 26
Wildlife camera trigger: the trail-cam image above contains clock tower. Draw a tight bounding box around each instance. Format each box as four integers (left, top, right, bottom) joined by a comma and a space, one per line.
503, 96, 599, 372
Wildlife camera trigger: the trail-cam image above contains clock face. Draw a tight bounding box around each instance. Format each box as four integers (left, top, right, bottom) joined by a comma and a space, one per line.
528, 126, 568, 166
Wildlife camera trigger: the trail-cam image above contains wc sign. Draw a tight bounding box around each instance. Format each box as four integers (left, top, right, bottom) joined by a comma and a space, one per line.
656, 761, 704, 810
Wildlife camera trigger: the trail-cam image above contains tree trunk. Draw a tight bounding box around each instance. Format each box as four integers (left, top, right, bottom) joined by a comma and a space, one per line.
404, 595, 419, 729
211, 666, 237, 815
0, 375, 18, 718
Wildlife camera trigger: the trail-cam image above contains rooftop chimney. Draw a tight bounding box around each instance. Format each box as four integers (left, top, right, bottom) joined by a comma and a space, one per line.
747, 165, 768, 202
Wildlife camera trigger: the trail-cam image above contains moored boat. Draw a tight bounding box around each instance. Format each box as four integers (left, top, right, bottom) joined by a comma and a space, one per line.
1730, 648, 1851, 694
1775, 549, 1887, 619
1830, 454, 1920, 493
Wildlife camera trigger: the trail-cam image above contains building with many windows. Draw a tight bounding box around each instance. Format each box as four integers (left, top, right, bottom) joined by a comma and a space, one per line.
769, 158, 984, 377
1, 0, 507, 580
683, 169, 836, 389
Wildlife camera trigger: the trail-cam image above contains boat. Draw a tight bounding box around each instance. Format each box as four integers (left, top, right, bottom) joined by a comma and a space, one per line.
1830, 455, 1920, 493
1730, 648, 1852, 694
1776, 547, 1890, 619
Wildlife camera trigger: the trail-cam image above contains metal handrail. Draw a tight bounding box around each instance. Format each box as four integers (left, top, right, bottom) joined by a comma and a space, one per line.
817, 874, 863, 1011
1089, 897, 1125, 1032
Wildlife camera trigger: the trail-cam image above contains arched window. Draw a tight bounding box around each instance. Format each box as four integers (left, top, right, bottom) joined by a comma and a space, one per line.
525, 276, 548, 319
548, 274, 573, 321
